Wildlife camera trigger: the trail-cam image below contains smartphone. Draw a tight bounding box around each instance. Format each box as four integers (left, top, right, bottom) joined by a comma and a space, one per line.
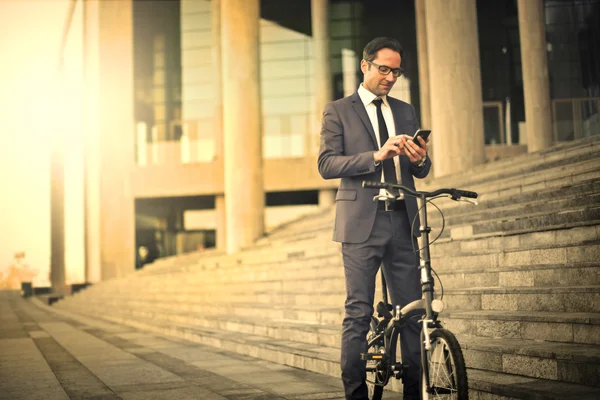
411, 129, 431, 148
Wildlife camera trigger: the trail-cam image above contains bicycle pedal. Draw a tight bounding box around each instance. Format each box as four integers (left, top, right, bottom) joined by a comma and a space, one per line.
360, 353, 385, 361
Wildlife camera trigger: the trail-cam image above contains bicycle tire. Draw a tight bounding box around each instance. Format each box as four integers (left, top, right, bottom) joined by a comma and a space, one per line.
366, 317, 384, 400
420, 329, 468, 399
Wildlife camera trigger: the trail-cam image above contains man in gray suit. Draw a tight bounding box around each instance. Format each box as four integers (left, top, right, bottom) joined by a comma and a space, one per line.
317, 37, 431, 400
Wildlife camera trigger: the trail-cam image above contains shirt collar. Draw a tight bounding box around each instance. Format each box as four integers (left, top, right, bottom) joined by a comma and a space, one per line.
358, 83, 389, 108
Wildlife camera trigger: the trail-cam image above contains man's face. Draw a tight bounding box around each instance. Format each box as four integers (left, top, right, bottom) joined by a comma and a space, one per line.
360, 48, 401, 97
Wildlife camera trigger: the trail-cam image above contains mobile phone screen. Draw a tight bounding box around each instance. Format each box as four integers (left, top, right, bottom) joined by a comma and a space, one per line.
412, 129, 431, 147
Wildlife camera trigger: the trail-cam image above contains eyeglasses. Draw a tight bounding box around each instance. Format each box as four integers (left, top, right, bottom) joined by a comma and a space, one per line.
366, 60, 403, 77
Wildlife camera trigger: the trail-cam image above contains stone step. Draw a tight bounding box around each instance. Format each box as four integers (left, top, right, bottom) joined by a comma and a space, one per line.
81, 255, 600, 301
150, 233, 599, 280
458, 334, 600, 387
446, 207, 600, 240
431, 224, 600, 256
466, 368, 600, 400
91, 240, 600, 297
139, 243, 342, 277
259, 142, 600, 246
56, 294, 600, 347
141, 192, 600, 279
437, 192, 600, 228
426, 155, 600, 207
53, 299, 600, 389
420, 136, 600, 190
436, 262, 600, 288
438, 178, 600, 219
66, 283, 600, 316
443, 310, 600, 345
263, 166, 600, 245
430, 243, 600, 272
93, 261, 600, 297
422, 158, 600, 221
444, 285, 600, 313
58, 300, 343, 348
61, 295, 345, 325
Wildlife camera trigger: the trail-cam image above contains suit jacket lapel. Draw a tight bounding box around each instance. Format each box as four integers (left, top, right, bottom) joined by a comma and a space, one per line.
351, 92, 379, 149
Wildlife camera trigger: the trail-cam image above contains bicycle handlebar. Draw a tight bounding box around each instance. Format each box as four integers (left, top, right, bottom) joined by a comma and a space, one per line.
362, 181, 478, 199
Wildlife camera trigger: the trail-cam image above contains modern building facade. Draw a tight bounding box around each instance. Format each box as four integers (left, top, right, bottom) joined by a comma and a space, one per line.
50, 0, 600, 287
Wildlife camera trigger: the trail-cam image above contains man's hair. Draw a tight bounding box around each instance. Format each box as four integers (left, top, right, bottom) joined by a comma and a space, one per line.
362, 37, 404, 62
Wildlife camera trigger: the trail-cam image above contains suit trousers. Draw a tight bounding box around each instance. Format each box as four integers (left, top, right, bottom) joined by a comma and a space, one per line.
340, 208, 422, 400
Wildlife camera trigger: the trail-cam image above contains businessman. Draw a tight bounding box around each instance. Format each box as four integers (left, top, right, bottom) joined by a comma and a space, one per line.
317, 37, 431, 400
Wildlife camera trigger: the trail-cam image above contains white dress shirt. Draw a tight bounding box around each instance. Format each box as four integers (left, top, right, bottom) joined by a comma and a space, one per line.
357, 84, 402, 197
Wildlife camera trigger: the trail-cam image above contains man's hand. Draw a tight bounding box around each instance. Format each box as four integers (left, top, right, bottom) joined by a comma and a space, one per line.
402, 134, 429, 164
373, 135, 407, 163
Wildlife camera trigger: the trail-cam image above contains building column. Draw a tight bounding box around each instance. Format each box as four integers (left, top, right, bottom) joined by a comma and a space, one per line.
518, 0, 553, 152
425, 0, 485, 177
152, 33, 167, 141
50, 0, 79, 293
312, 0, 334, 206
83, 0, 136, 280
318, 189, 336, 209
415, 0, 431, 131
50, 113, 66, 291
221, 0, 264, 254
83, 0, 101, 283
212, 0, 226, 251
215, 195, 226, 250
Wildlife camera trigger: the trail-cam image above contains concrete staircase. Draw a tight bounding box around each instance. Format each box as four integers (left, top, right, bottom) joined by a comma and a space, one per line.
50, 136, 600, 399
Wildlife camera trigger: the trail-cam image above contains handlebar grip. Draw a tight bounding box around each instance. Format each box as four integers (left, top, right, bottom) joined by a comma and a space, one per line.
456, 189, 478, 199
362, 181, 387, 189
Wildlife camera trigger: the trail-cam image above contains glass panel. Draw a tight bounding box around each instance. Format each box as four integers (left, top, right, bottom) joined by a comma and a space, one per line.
554, 101, 575, 141
483, 105, 502, 145
580, 99, 600, 138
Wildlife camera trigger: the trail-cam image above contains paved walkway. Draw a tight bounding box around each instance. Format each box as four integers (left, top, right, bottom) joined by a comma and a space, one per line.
0, 290, 363, 400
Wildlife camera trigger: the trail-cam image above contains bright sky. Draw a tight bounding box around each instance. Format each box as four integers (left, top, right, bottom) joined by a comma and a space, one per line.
0, 0, 84, 286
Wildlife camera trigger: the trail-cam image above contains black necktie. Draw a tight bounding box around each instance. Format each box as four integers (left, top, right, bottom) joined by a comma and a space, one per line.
372, 99, 397, 188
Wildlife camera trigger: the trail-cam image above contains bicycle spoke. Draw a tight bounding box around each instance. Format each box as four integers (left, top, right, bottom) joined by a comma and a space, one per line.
427, 337, 458, 399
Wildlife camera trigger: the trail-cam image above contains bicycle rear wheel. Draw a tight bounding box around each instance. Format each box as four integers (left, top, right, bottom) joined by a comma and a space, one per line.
421, 329, 468, 399
366, 317, 384, 400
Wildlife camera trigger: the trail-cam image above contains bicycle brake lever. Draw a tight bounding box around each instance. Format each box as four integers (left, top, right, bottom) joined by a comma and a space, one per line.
373, 193, 395, 201
457, 198, 478, 206
372, 190, 405, 202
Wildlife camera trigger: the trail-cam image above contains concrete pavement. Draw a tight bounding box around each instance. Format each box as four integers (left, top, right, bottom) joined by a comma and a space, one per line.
0, 290, 373, 400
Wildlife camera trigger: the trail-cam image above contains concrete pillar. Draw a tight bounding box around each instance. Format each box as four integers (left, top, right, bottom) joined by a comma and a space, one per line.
415, 0, 431, 130
212, 0, 226, 251
212, 0, 224, 160
50, 0, 78, 293
318, 189, 336, 209
426, 0, 485, 177
517, 0, 553, 152
311, 0, 332, 154
221, 0, 264, 253
50, 117, 66, 291
83, 0, 136, 280
312, 0, 335, 206
215, 195, 226, 251
83, 0, 101, 284
341, 48, 358, 97
152, 33, 167, 141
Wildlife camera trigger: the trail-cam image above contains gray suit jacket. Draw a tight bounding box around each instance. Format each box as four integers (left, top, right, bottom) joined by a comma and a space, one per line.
317, 92, 432, 243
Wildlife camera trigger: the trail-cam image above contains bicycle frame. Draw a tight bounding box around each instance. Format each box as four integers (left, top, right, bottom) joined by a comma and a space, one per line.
362, 181, 478, 395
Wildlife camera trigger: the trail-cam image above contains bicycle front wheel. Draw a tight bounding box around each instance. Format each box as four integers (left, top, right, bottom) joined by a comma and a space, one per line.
421, 329, 468, 399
